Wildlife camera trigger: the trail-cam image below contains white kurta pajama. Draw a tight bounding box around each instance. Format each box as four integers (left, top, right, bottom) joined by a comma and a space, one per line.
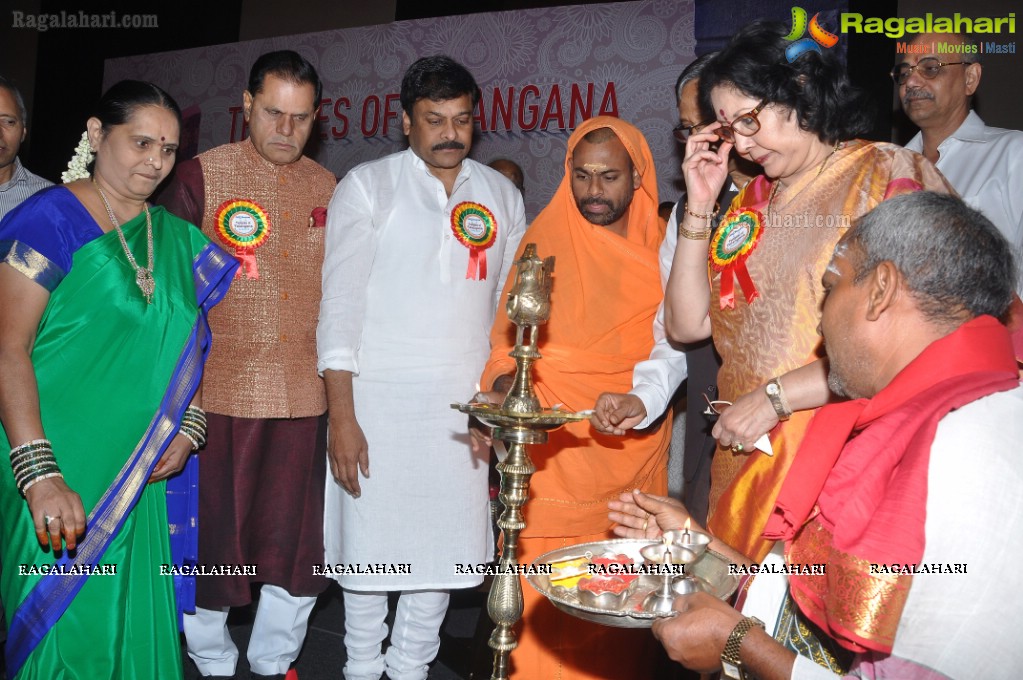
318, 148, 527, 591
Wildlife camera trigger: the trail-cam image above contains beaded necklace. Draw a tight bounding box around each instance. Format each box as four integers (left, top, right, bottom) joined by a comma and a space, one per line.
93, 179, 155, 303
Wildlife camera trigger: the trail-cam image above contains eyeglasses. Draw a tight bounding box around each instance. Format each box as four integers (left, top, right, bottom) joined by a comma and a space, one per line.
702, 394, 732, 418
713, 100, 768, 143
890, 57, 973, 85
673, 121, 708, 143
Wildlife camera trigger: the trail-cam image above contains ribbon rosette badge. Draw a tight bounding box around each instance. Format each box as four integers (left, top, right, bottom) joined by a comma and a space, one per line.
214, 199, 271, 279
451, 201, 498, 280
711, 209, 764, 309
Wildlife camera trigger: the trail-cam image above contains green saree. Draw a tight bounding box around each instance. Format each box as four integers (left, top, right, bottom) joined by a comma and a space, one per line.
0, 187, 235, 678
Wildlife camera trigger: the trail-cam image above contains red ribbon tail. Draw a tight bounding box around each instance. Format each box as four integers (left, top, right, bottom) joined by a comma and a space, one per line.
719, 270, 736, 309
478, 250, 487, 280
236, 249, 260, 279
466, 248, 480, 280
736, 263, 759, 304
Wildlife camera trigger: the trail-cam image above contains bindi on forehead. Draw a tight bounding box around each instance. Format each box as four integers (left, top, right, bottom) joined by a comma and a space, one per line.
582, 163, 610, 173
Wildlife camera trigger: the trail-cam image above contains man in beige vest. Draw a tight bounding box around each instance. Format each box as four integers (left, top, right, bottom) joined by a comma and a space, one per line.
160, 50, 336, 680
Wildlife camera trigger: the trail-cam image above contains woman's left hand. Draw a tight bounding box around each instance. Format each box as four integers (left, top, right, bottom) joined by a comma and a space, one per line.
149, 434, 193, 482
712, 386, 778, 453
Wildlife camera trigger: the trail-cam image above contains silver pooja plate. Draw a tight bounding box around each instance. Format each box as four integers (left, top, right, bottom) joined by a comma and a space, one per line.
526, 538, 739, 629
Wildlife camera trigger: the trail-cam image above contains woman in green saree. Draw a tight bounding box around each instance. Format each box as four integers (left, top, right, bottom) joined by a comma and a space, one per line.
0, 80, 236, 679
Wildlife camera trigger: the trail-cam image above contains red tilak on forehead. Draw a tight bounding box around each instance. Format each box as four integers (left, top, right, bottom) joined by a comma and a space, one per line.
719, 108, 726, 118
161, 136, 165, 142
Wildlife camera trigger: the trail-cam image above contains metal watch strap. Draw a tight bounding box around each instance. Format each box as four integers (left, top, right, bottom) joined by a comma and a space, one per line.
765, 378, 792, 421
721, 616, 765, 678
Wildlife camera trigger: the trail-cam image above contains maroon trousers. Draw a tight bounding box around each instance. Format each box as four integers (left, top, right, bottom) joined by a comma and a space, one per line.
195, 413, 331, 608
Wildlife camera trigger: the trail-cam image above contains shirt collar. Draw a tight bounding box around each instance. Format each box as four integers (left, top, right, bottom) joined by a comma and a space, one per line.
0, 157, 28, 188
905, 109, 985, 153
951, 109, 986, 143
407, 147, 471, 188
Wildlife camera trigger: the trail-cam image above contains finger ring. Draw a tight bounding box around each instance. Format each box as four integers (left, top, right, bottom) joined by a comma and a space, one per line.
731, 443, 744, 452
43, 515, 61, 525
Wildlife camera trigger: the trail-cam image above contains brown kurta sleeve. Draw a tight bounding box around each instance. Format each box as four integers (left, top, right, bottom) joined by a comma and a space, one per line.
156, 157, 206, 227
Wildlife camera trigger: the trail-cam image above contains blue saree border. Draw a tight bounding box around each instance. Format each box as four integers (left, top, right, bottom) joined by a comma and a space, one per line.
0, 239, 66, 292
167, 243, 236, 628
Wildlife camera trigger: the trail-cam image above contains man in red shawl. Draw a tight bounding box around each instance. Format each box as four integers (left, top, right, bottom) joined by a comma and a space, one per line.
612, 192, 1022, 679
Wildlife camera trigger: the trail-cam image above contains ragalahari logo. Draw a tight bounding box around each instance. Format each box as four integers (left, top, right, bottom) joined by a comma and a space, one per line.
784, 7, 840, 61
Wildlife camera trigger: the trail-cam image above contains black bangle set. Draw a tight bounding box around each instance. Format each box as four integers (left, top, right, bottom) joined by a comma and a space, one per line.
10, 438, 63, 496
179, 405, 208, 451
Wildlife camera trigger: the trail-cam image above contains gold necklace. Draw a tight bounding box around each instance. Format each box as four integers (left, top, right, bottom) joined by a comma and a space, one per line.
766, 140, 843, 220
93, 180, 155, 304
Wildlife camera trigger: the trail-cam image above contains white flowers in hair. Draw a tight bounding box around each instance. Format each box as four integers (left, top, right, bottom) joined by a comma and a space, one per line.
61, 131, 95, 184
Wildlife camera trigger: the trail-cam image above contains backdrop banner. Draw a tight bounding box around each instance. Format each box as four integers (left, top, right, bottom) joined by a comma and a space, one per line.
105, 0, 696, 220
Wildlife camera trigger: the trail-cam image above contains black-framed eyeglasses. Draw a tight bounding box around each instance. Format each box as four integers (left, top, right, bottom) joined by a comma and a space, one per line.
890, 57, 973, 85
673, 121, 708, 143
714, 99, 768, 143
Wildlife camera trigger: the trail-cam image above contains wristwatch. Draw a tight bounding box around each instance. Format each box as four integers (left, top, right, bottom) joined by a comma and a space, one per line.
720, 616, 765, 680
765, 378, 792, 421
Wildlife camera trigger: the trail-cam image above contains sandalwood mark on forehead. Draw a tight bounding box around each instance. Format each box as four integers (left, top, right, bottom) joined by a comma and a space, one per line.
826, 241, 850, 277
582, 163, 609, 173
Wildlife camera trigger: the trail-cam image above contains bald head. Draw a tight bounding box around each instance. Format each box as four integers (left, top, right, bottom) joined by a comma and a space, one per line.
488, 158, 524, 195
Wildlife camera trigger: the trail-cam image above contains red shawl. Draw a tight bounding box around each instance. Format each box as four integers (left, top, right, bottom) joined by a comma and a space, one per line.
763, 315, 1019, 652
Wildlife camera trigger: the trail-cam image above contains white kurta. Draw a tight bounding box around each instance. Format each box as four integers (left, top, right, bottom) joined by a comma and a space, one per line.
317, 149, 526, 590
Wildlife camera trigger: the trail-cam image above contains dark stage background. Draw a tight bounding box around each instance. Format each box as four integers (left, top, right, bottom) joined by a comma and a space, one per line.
1, 0, 1019, 183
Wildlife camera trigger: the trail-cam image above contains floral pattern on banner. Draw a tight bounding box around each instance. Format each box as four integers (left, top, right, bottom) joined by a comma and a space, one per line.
104, 0, 696, 222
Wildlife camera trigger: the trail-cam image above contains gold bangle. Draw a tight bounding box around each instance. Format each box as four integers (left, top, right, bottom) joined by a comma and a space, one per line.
684, 202, 719, 220
679, 225, 712, 240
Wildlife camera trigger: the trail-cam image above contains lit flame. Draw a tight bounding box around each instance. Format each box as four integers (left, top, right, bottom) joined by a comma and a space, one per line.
683, 518, 691, 531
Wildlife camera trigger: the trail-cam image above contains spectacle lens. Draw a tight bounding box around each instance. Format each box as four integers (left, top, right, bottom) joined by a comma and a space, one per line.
673, 122, 707, 143
891, 57, 970, 85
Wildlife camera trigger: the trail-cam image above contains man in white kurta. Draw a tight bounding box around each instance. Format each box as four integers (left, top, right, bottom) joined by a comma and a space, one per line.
316, 56, 526, 680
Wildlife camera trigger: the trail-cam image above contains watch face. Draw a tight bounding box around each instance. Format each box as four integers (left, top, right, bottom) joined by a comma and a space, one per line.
721, 659, 742, 680
766, 383, 779, 396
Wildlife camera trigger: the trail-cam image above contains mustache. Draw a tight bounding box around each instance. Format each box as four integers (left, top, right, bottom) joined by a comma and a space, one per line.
432, 141, 466, 151
581, 198, 613, 209
903, 87, 934, 104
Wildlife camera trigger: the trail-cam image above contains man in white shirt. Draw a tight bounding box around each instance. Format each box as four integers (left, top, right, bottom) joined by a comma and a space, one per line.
0, 76, 51, 221
895, 32, 1023, 291
316, 55, 526, 680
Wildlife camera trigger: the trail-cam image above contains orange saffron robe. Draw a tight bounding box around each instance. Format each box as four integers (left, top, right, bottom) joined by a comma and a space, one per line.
480, 117, 670, 680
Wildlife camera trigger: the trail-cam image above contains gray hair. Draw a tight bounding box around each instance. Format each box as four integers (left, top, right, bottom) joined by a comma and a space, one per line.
675, 52, 717, 103
846, 192, 1015, 324
0, 75, 27, 123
